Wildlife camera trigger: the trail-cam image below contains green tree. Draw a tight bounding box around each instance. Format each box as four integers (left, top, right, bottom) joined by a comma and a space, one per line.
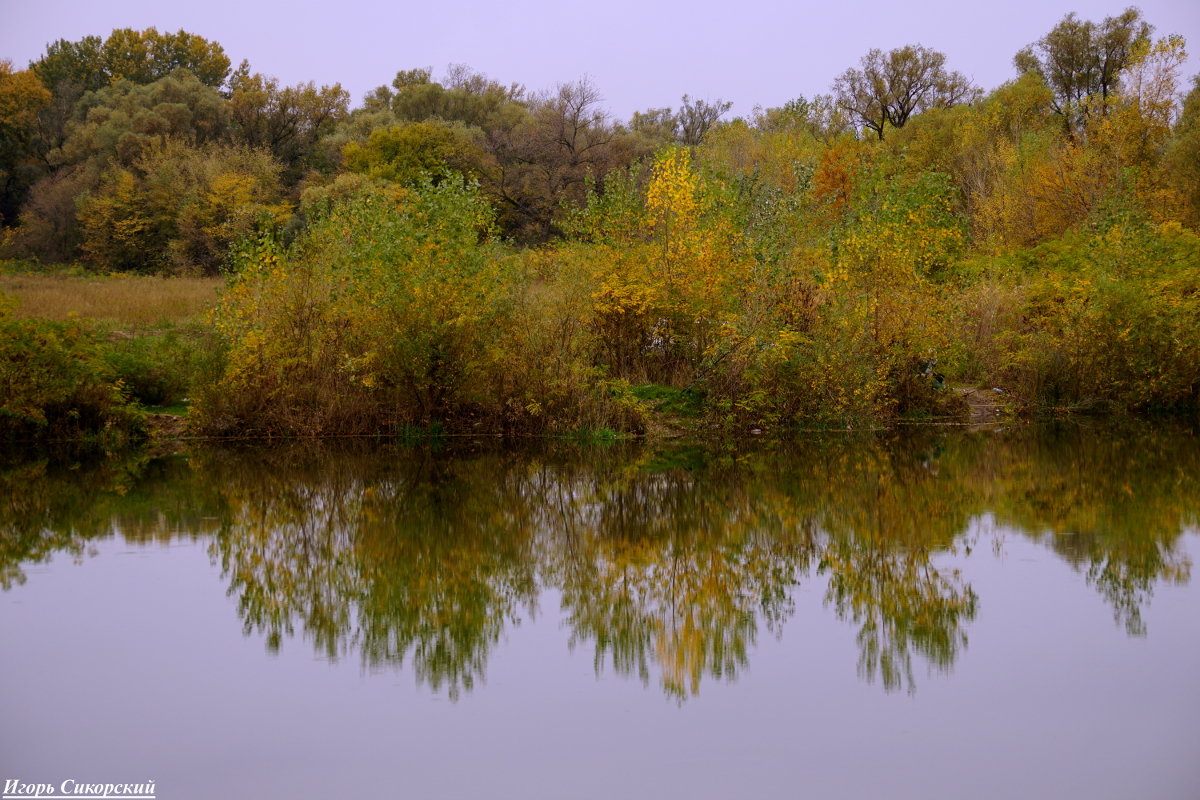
1014, 7, 1153, 133
341, 120, 483, 186
833, 45, 978, 139
59, 70, 231, 168
227, 65, 349, 186
385, 64, 523, 129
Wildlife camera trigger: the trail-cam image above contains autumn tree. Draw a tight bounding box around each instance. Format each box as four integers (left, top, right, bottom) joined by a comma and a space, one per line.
341, 120, 484, 186
833, 45, 978, 139
1014, 7, 1152, 133
76, 140, 287, 273
1166, 75, 1200, 226
7, 69, 235, 262
677, 94, 732, 146
1101, 34, 1187, 169
0, 61, 51, 225
227, 65, 349, 186
32, 28, 230, 94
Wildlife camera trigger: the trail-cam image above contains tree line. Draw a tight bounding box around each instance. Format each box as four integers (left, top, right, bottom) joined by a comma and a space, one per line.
2, 8, 1199, 439
2, 9, 1191, 271
0, 26, 754, 267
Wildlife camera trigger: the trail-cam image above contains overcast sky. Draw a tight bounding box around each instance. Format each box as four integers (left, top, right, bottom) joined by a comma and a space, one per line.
2, 0, 1197, 120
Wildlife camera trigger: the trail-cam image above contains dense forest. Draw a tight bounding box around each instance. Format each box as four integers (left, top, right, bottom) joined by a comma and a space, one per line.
1, 7, 1198, 440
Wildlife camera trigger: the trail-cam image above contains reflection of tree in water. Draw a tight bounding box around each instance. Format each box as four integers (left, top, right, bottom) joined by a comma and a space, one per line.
546, 464, 818, 699
821, 544, 976, 693
352, 453, 540, 697
979, 424, 1197, 636
206, 445, 540, 700
2, 422, 1198, 700
0, 448, 223, 588
531, 439, 981, 698
526, 448, 812, 698
781, 434, 981, 693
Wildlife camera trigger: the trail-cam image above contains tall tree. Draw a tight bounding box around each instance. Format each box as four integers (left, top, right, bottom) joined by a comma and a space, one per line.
26, 29, 233, 187
32, 28, 231, 94
833, 45, 977, 139
59, 70, 232, 168
228, 66, 349, 186
0, 61, 51, 225
677, 95, 732, 146
489, 77, 620, 240
1166, 75, 1200, 226
1014, 8, 1153, 132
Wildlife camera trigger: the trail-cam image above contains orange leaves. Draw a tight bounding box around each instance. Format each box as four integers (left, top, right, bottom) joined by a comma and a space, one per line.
812, 138, 866, 217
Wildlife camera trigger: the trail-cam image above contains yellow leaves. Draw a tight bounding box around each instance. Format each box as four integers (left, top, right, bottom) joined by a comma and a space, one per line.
646, 146, 701, 234
0, 60, 51, 132
591, 274, 656, 316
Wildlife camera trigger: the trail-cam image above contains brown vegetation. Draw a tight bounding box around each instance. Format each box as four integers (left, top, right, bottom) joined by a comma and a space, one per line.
0, 272, 221, 325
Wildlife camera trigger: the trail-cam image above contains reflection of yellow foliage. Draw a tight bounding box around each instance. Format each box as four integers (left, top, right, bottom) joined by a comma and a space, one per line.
3, 426, 1197, 698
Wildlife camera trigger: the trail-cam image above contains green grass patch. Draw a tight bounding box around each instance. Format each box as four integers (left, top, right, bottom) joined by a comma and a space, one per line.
630, 384, 706, 417
100, 325, 221, 408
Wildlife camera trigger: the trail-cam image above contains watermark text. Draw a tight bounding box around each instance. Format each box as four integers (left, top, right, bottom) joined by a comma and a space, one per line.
3, 779, 156, 799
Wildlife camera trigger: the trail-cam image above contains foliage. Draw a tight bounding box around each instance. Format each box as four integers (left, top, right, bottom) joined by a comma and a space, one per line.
2, 18, 1199, 425
1014, 7, 1152, 132
0, 61, 51, 225
0, 303, 142, 442
32, 28, 231, 94
341, 120, 483, 186
101, 325, 220, 407
59, 70, 232, 168
77, 141, 288, 274
999, 221, 1200, 410
833, 45, 978, 139
199, 178, 641, 436
227, 67, 350, 186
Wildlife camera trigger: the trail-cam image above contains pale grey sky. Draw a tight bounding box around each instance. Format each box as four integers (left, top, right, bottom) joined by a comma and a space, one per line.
2, 0, 1197, 120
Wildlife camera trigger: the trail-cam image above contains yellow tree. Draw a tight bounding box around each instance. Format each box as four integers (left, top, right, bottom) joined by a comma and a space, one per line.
0, 61, 51, 225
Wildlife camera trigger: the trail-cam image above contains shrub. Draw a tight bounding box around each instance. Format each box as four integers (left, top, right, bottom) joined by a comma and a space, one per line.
196, 178, 642, 436
0, 301, 142, 442
101, 325, 219, 407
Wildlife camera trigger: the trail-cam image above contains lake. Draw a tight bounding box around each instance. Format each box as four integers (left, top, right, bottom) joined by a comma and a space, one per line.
2, 422, 1198, 799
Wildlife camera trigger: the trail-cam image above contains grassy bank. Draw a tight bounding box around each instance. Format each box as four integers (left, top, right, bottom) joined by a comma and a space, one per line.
0, 264, 222, 444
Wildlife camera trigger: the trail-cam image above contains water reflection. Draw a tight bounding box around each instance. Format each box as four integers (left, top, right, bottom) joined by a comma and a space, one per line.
1, 423, 1195, 699
0, 449, 224, 588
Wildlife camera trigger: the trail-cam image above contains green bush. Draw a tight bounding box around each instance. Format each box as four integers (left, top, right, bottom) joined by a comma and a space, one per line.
998, 223, 1200, 410
101, 325, 220, 407
196, 178, 642, 436
0, 304, 143, 442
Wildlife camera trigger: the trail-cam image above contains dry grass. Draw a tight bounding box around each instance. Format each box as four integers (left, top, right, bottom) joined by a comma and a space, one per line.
0, 273, 223, 326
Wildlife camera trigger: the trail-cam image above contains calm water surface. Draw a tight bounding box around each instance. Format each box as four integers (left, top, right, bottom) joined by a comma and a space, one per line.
2, 423, 1198, 799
